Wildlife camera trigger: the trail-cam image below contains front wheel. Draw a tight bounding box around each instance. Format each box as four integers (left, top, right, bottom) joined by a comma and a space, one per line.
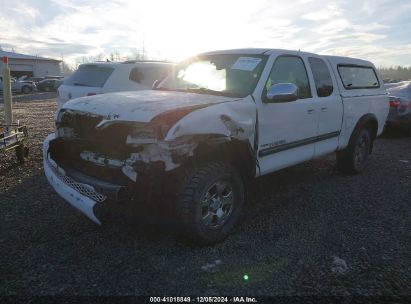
176, 162, 245, 244
337, 128, 372, 175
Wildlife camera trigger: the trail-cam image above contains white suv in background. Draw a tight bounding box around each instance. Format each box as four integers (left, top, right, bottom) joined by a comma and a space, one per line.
57, 61, 175, 109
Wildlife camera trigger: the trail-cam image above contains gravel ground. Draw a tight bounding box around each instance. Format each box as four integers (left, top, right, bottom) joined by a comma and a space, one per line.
0, 91, 57, 103
0, 95, 410, 297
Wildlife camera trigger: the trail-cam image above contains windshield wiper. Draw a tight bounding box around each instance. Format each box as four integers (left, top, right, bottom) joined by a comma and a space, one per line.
185, 88, 241, 97
73, 83, 88, 86
154, 87, 179, 91
155, 87, 242, 97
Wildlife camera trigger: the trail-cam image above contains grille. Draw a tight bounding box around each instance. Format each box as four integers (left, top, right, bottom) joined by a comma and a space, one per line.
47, 158, 107, 203
57, 110, 136, 144
59, 111, 103, 139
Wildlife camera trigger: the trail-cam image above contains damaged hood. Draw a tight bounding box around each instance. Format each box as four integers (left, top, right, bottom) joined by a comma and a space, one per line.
61, 90, 241, 123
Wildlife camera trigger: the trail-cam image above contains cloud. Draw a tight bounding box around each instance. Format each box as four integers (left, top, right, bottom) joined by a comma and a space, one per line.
302, 4, 342, 21
0, 0, 410, 67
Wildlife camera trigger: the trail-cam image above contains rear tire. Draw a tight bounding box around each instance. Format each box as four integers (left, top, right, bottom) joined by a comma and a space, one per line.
337, 128, 371, 175
22, 86, 31, 94
176, 162, 245, 244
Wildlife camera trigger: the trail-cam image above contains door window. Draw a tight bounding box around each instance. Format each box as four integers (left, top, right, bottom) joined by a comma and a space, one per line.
308, 57, 334, 97
264, 56, 311, 100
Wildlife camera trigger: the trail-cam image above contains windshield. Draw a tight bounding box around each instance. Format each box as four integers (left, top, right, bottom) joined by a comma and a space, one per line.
156, 54, 267, 97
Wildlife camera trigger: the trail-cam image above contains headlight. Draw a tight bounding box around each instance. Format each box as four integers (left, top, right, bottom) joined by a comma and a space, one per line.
126, 122, 170, 145
55, 109, 65, 125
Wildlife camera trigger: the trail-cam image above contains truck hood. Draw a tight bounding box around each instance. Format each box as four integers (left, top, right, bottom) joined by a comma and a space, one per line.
61, 90, 241, 123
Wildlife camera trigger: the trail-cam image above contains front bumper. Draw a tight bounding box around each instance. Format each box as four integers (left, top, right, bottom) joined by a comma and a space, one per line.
43, 133, 105, 224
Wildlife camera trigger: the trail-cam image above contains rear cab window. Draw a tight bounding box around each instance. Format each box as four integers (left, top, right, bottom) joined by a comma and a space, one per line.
338, 65, 380, 89
308, 57, 334, 97
64, 65, 114, 87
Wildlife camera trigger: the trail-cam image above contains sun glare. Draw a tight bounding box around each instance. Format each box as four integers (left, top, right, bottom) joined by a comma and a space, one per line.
179, 61, 226, 91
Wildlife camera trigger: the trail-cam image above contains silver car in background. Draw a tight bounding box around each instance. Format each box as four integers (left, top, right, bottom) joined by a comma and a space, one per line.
0, 76, 36, 94
386, 81, 411, 136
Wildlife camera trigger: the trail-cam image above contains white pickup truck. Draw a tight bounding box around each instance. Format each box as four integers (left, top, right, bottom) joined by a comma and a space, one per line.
43, 49, 389, 243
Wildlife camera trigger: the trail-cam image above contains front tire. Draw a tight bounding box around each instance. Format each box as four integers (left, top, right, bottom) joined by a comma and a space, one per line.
176, 162, 245, 244
337, 128, 372, 175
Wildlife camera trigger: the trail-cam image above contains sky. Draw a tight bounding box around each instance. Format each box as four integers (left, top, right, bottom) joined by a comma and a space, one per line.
0, 0, 411, 67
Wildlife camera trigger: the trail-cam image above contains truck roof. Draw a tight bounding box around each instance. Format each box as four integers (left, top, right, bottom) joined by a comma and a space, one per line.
200, 48, 375, 68
79, 61, 175, 68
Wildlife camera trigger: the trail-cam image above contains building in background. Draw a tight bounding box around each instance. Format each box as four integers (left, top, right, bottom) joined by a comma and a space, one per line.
0, 50, 62, 78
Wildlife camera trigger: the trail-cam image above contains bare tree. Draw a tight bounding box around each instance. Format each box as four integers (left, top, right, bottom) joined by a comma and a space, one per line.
129, 48, 144, 61
61, 61, 74, 76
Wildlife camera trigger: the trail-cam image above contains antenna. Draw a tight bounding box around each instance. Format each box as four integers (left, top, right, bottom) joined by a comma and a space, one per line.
142, 33, 145, 60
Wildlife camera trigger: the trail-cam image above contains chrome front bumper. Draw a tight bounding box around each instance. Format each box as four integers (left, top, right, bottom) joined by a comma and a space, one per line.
43, 133, 105, 224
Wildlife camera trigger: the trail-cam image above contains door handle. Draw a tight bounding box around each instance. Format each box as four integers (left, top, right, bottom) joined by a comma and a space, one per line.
307, 109, 315, 114
321, 107, 328, 112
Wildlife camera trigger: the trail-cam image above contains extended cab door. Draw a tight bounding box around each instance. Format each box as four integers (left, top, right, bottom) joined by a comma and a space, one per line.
307, 57, 343, 156
256, 54, 319, 175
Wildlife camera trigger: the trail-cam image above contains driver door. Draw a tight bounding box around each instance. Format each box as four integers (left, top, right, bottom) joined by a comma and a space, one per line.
256, 54, 319, 175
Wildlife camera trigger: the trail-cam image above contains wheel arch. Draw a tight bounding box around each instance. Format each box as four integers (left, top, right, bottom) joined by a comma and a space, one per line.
350, 113, 378, 153
188, 137, 257, 180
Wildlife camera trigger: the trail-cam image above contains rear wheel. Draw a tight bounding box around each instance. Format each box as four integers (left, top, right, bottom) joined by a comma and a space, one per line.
22, 86, 31, 94
176, 162, 245, 244
337, 128, 371, 175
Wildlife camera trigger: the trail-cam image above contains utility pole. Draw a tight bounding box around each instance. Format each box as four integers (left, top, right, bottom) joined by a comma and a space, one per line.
2, 56, 13, 128
142, 33, 145, 60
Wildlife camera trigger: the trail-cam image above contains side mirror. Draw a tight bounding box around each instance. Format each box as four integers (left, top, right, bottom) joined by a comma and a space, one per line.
266, 83, 299, 103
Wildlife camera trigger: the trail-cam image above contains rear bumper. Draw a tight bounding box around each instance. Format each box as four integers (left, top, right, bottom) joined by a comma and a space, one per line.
43, 133, 104, 224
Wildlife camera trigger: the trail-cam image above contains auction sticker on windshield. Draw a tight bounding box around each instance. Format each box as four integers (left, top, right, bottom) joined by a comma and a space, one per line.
231, 57, 262, 71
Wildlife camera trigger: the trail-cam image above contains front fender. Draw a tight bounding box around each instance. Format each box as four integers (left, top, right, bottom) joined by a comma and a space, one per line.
165, 96, 257, 147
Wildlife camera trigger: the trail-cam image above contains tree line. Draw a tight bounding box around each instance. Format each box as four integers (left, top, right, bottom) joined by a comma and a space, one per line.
378, 66, 411, 82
